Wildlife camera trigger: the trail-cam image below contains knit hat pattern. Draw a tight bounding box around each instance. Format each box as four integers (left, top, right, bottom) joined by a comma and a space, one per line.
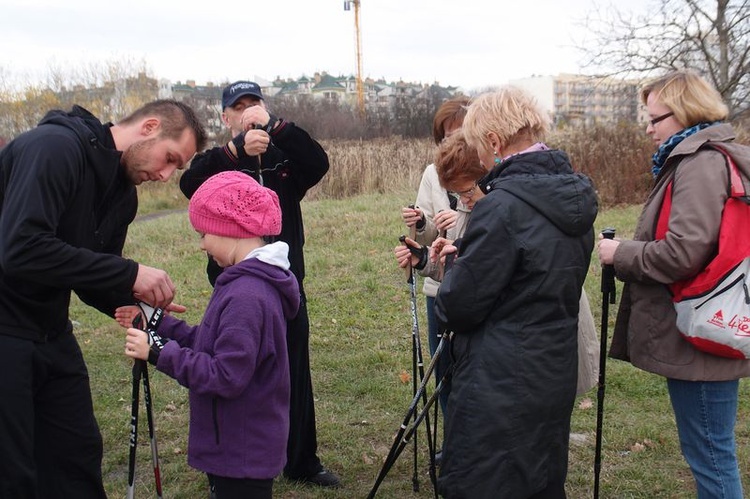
188, 171, 281, 239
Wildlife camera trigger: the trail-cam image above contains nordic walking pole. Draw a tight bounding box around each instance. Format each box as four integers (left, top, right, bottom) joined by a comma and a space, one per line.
142, 366, 163, 498
403, 232, 438, 493
367, 330, 449, 499
368, 347, 454, 499
128, 304, 166, 499
127, 359, 142, 499
407, 220, 421, 493
140, 305, 166, 498
385, 364, 453, 478
594, 227, 616, 499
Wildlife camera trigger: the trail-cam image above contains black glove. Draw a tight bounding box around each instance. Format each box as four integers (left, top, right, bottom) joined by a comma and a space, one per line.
231, 132, 248, 159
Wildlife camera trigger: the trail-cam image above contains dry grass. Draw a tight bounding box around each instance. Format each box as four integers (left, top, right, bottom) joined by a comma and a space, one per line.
137, 126, 660, 216
310, 137, 435, 200
138, 120, 750, 216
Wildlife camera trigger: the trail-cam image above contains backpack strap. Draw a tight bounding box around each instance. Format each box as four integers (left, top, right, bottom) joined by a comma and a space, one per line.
705, 143, 747, 199
655, 143, 745, 241
447, 190, 458, 211
655, 179, 673, 241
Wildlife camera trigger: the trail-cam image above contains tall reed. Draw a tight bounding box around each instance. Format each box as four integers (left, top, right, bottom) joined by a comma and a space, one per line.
137, 121, 750, 214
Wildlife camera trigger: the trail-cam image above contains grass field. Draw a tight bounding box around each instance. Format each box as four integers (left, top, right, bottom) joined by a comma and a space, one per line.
72, 189, 750, 498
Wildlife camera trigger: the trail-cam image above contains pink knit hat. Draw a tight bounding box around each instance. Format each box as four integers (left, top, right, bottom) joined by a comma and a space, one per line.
188, 171, 281, 239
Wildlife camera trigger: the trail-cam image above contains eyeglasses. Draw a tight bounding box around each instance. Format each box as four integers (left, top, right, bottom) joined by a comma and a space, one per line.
448, 183, 478, 199
649, 111, 674, 126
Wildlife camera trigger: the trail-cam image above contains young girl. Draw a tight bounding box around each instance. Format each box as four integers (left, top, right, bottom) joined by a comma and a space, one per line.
121, 171, 300, 499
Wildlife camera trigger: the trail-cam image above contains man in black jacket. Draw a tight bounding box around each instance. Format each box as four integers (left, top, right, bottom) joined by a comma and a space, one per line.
0, 100, 206, 499
179, 81, 338, 488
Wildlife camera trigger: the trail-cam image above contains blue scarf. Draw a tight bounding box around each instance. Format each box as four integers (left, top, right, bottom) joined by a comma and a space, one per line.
651, 122, 718, 177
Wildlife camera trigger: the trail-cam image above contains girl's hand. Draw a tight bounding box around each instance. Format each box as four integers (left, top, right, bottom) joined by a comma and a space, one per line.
114, 305, 142, 328
124, 328, 150, 361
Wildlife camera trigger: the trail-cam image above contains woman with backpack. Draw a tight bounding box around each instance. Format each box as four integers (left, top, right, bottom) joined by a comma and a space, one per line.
598, 70, 750, 498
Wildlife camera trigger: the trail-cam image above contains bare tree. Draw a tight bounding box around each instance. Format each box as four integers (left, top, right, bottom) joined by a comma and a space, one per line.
0, 58, 159, 140
579, 0, 750, 119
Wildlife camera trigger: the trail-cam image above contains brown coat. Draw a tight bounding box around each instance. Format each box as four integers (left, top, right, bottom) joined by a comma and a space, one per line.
610, 124, 750, 380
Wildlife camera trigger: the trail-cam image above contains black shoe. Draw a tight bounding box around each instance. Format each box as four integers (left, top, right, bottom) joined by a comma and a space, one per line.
434, 450, 443, 467
289, 468, 341, 488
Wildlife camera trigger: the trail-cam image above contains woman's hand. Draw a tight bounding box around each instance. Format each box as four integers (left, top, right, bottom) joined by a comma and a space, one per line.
433, 209, 458, 233
430, 237, 456, 264
597, 235, 621, 266
394, 237, 423, 268
401, 206, 424, 228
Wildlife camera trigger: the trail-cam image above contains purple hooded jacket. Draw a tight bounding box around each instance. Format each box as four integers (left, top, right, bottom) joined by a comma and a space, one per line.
155, 242, 300, 479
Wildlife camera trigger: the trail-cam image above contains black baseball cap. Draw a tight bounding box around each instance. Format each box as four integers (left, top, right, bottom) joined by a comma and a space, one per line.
222, 81, 264, 109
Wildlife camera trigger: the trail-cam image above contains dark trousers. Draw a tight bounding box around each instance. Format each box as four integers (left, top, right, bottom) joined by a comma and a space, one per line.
283, 288, 323, 478
0, 333, 107, 499
207, 474, 273, 499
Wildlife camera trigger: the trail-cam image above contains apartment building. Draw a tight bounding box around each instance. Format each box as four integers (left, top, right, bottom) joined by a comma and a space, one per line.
510, 74, 643, 126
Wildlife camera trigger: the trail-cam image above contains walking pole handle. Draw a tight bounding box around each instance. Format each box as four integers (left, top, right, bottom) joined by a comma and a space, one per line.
399, 205, 419, 281
408, 204, 417, 240
399, 235, 422, 256
601, 228, 616, 303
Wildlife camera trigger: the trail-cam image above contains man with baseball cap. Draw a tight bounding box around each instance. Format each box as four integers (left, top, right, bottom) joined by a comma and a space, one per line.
222, 81, 264, 107
180, 81, 339, 489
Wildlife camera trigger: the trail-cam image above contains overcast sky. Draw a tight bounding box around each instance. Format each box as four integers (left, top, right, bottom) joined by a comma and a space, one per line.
0, 0, 651, 93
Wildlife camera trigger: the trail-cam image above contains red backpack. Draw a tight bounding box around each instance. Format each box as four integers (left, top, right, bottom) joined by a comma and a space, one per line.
655, 143, 750, 359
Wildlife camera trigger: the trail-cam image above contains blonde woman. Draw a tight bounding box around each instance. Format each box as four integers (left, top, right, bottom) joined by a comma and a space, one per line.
434, 87, 598, 498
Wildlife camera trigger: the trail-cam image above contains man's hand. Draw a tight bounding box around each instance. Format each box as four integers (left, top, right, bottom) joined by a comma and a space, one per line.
133, 264, 175, 309
241, 106, 272, 131
240, 129, 270, 156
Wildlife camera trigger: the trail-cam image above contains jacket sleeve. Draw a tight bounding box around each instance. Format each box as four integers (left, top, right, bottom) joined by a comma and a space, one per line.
414, 165, 450, 245
75, 220, 138, 315
268, 120, 329, 199
614, 150, 729, 284
435, 195, 519, 334
418, 251, 442, 281
156, 294, 266, 399
0, 128, 138, 299
156, 314, 199, 345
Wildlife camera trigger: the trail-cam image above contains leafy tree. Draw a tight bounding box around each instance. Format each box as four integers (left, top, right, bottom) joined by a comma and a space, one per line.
579, 0, 750, 119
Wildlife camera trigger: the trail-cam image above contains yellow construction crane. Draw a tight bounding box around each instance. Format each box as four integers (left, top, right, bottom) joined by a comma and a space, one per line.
343, 0, 365, 116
